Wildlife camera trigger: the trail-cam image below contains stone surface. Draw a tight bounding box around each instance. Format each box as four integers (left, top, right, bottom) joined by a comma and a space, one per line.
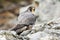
0, 30, 20, 40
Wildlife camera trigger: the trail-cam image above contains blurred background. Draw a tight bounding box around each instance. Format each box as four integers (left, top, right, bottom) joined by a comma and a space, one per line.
0, 0, 33, 30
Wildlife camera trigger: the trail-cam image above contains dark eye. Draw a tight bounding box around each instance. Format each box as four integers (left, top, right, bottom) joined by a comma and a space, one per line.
32, 7, 35, 11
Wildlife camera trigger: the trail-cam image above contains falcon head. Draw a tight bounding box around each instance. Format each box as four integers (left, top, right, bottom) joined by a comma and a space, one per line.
28, 6, 35, 14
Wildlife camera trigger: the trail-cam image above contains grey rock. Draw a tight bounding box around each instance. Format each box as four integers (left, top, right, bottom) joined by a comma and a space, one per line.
0, 30, 20, 40
27, 32, 60, 40
20, 30, 31, 36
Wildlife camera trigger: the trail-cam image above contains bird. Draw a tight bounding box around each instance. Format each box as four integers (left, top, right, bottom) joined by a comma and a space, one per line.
11, 6, 38, 34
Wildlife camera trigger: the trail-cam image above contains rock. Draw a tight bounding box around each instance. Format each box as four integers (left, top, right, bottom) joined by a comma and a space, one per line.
26, 18, 60, 40
27, 32, 60, 40
32, 24, 45, 32
34, 0, 60, 24
27, 32, 46, 40
20, 30, 31, 36
0, 30, 20, 40
40, 35, 59, 40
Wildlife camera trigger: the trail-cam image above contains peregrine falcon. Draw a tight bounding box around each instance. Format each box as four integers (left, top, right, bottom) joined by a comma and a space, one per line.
11, 6, 38, 33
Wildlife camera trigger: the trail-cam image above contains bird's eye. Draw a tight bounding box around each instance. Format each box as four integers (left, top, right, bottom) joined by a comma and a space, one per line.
31, 7, 35, 14
32, 7, 35, 11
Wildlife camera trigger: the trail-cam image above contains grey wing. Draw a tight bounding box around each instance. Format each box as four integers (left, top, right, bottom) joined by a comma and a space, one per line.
18, 11, 37, 25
